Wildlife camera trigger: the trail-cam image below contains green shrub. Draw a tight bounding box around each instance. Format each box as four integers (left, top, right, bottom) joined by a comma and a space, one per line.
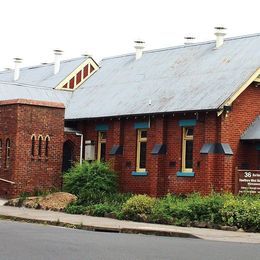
85, 203, 120, 217
221, 198, 260, 231
64, 204, 87, 215
186, 193, 233, 224
122, 195, 156, 221
63, 161, 118, 205
150, 194, 181, 224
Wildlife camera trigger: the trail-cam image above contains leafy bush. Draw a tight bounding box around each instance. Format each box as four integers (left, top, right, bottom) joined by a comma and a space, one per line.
122, 195, 156, 221
85, 203, 120, 217
63, 161, 118, 205
221, 198, 260, 232
64, 204, 87, 215
185, 193, 233, 224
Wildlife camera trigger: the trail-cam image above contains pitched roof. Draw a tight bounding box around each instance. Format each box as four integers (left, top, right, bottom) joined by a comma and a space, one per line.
66, 33, 260, 119
0, 34, 259, 120
0, 82, 71, 106
0, 56, 88, 89
241, 116, 260, 141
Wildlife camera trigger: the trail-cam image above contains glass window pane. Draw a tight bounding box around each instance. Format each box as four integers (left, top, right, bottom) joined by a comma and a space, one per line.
139, 142, 147, 169
185, 140, 193, 169
186, 128, 193, 137
141, 130, 147, 138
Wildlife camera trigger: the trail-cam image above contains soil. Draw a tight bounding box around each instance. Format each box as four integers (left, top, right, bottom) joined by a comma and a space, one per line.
6, 192, 77, 211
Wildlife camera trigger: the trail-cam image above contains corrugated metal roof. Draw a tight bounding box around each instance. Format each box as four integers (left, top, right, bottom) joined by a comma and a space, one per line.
0, 82, 72, 105
0, 34, 259, 120
65, 33, 260, 119
241, 116, 260, 140
0, 56, 88, 89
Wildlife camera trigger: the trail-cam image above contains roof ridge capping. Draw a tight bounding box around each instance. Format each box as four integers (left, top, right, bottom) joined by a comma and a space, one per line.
101, 33, 260, 61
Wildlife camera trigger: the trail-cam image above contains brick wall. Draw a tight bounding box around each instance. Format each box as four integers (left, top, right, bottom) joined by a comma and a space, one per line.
0, 100, 65, 198
219, 82, 260, 191
72, 83, 259, 196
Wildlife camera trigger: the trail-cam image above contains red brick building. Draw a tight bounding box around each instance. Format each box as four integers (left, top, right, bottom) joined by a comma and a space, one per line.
0, 31, 259, 197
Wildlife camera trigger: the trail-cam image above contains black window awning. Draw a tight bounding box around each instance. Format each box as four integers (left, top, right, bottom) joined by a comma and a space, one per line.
241, 116, 260, 141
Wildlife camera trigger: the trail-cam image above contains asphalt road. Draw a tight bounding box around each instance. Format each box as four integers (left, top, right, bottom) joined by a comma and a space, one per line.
0, 220, 259, 260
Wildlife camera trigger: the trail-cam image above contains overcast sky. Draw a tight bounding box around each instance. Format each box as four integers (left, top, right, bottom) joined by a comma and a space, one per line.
0, 0, 259, 69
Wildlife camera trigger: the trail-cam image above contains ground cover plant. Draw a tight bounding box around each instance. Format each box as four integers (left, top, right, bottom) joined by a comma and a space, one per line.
63, 161, 260, 232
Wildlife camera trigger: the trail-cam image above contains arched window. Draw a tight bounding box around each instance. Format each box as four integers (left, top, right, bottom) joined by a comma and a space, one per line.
45, 136, 50, 157
5, 138, 10, 168
31, 135, 36, 157
38, 136, 43, 156
0, 139, 2, 168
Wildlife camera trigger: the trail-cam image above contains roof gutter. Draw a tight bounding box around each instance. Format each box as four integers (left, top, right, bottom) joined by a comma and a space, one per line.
64, 108, 218, 122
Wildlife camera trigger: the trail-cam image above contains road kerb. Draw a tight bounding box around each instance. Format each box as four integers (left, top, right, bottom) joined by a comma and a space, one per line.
0, 214, 199, 239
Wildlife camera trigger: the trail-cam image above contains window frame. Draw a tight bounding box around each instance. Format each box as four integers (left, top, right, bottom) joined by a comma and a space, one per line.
45, 135, 50, 157
38, 135, 43, 157
136, 129, 147, 172
0, 139, 2, 168
182, 127, 194, 172
31, 135, 36, 157
5, 138, 10, 168
97, 131, 107, 162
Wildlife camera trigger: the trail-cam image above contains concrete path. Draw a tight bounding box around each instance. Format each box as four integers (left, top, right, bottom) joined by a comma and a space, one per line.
0, 205, 259, 244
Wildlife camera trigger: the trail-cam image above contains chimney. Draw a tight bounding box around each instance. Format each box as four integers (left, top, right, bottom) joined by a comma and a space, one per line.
53, 49, 63, 74
134, 40, 145, 60
13, 58, 23, 81
184, 36, 195, 45
214, 27, 226, 48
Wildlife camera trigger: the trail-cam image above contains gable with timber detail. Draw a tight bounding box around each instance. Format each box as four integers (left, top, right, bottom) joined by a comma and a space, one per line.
55, 57, 99, 91
217, 68, 260, 116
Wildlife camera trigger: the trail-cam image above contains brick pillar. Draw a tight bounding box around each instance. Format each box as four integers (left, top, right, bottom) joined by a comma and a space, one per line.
149, 117, 166, 197
109, 120, 123, 190
202, 113, 219, 194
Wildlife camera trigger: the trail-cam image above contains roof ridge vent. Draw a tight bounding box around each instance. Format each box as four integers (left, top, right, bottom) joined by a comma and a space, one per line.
214, 27, 226, 48
134, 40, 145, 60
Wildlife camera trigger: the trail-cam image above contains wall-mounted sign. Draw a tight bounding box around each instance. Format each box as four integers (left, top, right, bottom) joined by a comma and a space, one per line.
235, 169, 260, 194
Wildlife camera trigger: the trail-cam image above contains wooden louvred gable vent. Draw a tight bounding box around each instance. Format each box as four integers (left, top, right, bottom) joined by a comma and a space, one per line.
83, 64, 89, 78
56, 58, 98, 91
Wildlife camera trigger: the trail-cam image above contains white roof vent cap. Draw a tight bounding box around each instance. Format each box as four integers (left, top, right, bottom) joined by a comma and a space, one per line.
53, 49, 63, 74
214, 27, 227, 48
13, 57, 23, 81
134, 40, 145, 60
